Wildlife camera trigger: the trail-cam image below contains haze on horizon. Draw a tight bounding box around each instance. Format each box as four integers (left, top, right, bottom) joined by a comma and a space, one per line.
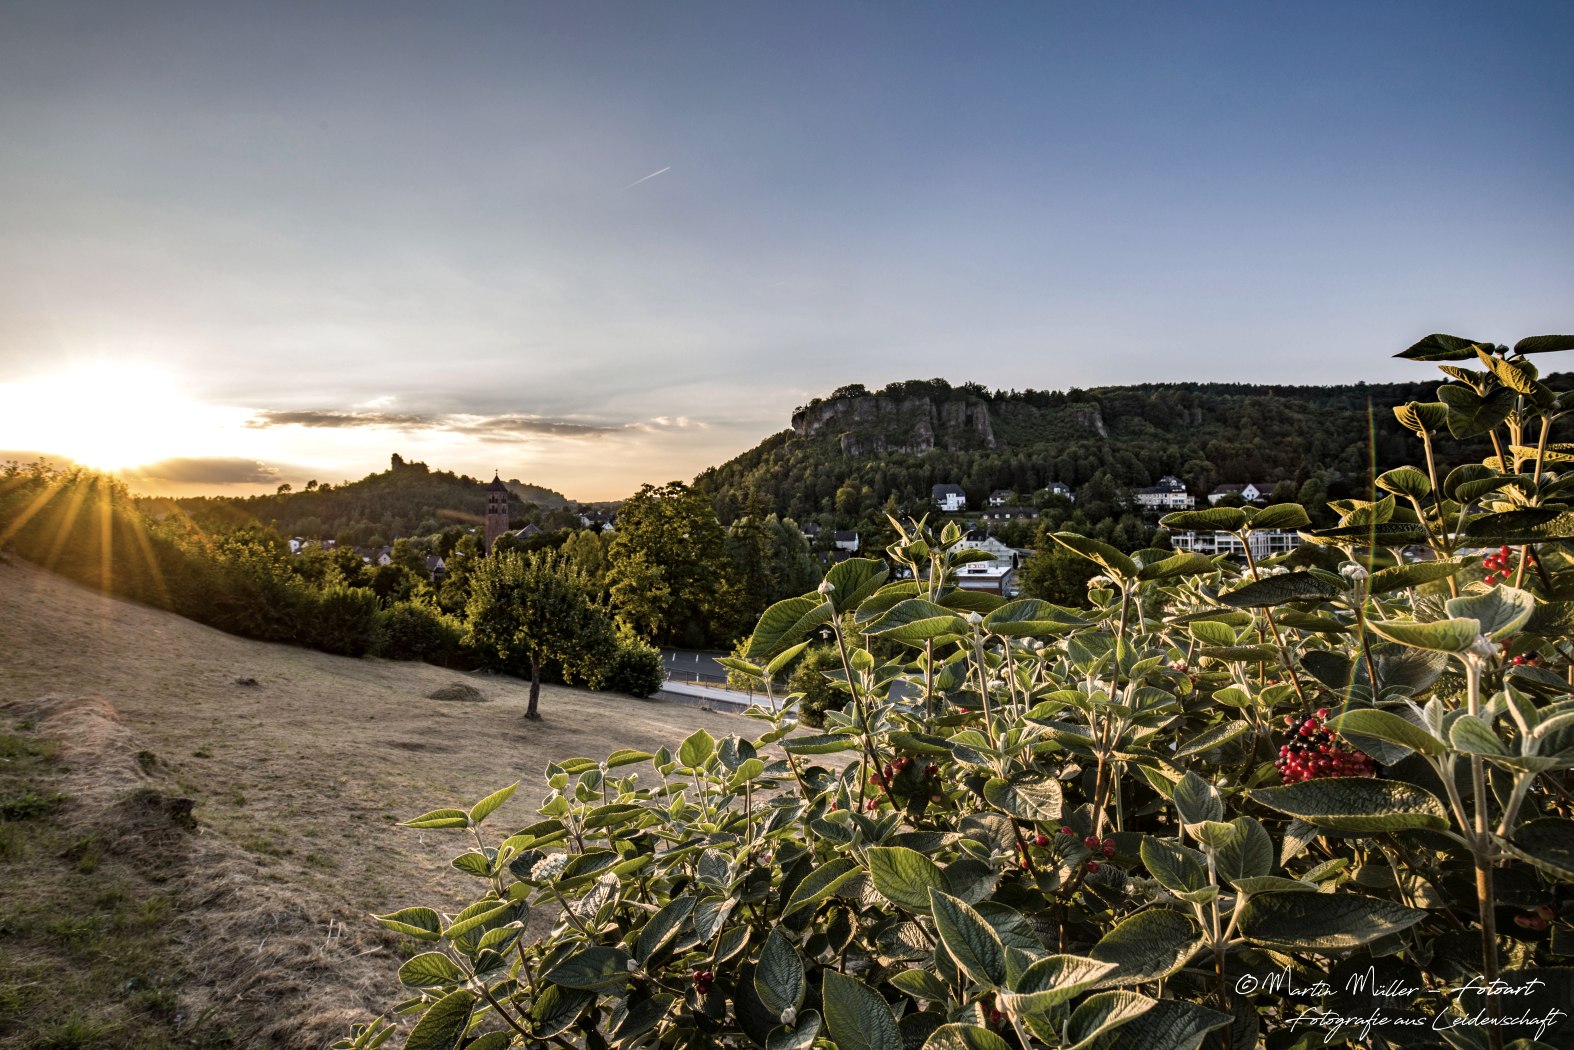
1, 1, 1570, 501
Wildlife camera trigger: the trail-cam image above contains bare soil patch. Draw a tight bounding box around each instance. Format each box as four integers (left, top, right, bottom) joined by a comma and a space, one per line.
0, 559, 743, 1048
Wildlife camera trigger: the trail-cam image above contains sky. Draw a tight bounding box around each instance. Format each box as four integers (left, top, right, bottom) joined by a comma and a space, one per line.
0, 1, 1570, 500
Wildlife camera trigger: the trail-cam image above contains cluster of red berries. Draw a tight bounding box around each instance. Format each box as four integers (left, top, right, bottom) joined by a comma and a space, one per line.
691, 968, 715, 994
1510, 652, 1542, 667
1514, 905, 1554, 931
1482, 545, 1533, 586
1275, 709, 1378, 784
879, 755, 940, 784
1043, 826, 1115, 872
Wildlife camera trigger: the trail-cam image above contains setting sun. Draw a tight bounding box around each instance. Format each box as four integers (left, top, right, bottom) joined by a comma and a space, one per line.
0, 364, 209, 472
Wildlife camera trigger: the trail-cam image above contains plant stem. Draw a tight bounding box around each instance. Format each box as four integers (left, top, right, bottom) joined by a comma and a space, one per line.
1465, 660, 1505, 1050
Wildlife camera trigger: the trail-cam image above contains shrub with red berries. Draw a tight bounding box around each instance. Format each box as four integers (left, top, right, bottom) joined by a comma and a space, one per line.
1275, 708, 1378, 783
1482, 545, 1535, 586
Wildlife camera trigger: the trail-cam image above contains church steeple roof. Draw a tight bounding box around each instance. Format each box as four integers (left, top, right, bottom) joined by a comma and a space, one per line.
486, 474, 508, 492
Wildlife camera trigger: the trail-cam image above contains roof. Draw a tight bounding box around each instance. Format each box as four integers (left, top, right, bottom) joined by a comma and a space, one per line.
486, 474, 509, 492
833, 530, 858, 541
932, 483, 966, 498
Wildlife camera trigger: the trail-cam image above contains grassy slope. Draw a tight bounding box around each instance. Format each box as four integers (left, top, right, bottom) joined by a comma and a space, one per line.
0, 557, 741, 1049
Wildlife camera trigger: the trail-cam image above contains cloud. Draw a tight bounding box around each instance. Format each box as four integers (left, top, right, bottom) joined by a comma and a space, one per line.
124, 457, 282, 484
246, 409, 435, 430
453, 416, 622, 439
245, 408, 704, 442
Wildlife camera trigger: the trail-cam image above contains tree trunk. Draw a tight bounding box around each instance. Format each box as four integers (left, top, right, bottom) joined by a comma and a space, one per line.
527, 656, 542, 720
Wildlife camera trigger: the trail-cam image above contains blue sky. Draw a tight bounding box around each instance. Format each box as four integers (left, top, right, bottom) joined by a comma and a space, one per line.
0, 1, 1569, 498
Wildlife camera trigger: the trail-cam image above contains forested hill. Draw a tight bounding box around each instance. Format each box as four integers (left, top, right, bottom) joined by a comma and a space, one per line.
146, 454, 572, 545
695, 376, 1549, 527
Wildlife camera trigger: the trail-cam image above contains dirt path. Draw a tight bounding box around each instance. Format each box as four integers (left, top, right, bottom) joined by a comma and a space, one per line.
0, 558, 746, 1046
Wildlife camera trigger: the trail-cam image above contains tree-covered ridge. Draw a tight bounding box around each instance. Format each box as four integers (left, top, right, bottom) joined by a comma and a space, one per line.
147, 454, 575, 546
698, 376, 1560, 530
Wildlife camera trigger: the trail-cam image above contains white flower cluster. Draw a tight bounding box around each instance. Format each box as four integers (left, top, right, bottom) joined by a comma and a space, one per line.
1261, 566, 1291, 577
1088, 574, 1114, 588
1339, 563, 1369, 581
530, 852, 569, 881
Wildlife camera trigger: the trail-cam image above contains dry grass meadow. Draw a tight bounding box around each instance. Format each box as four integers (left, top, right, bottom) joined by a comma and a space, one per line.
0, 557, 744, 1048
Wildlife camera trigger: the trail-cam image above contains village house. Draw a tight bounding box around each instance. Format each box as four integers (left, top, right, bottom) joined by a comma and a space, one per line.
1133, 475, 1195, 511
833, 530, 860, 553
953, 534, 1021, 596
1042, 482, 1074, 502
986, 489, 1013, 507
1168, 529, 1303, 559
932, 483, 968, 512
980, 505, 1040, 524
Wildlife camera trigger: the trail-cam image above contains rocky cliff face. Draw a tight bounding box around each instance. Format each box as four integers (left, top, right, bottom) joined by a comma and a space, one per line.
790, 395, 999, 457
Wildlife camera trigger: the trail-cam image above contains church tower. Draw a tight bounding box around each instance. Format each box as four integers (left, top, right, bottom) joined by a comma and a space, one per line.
484, 474, 510, 553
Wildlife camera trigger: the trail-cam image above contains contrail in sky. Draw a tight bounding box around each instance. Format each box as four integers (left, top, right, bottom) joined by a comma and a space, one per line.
622, 166, 671, 190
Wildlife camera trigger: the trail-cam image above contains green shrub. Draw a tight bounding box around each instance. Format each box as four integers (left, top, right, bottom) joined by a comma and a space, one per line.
787, 643, 846, 728
340, 335, 1574, 1049
303, 583, 380, 657
601, 635, 665, 697
373, 600, 466, 664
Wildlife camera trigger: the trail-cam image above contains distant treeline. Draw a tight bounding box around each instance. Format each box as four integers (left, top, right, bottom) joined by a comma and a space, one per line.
700, 376, 1533, 547
146, 454, 577, 548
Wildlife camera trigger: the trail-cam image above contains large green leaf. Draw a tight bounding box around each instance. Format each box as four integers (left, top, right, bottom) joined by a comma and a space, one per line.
783, 858, 860, 917
1173, 720, 1250, 758
1440, 384, 1516, 439
1248, 778, 1448, 832
1326, 709, 1446, 757
1239, 892, 1427, 949
1172, 772, 1224, 826
930, 889, 1006, 987
1097, 999, 1233, 1050
823, 559, 891, 614
747, 596, 833, 659
678, 729, 715, 768
1375, 466, 1432, 500
404, 987, 476, 1050
635, 896, 695, 964
982, 773, 1063, 822
1445, 586, 1536, 641
542, 946, 632, 990
1140, 838, 1208, 895
822, 971, 902, 1050
467, 782, 518, 825
1449, 714, 1507, 756
981, 598, 1091, 636
1159, 507, 1248, 532
1137, 552, 1219, 582
1367, 617, 1482, 653
398, 951, 463, 988
1089, 910, 1203, 987
1053, 533, 1137, 579
922, 1025, 1012, 1050
766, 1010, 821, 1050
866, 846, 948, 914
1311, 521, 1430, 543
1461, 508, 1574, 544
1249, 503, 1312, 531
1368, 561, 1464, 596
1397, 333, 1491, 361
1064, 991, 1156, 1050
1394, 401, 1450, 433
782, 733, 859, 755
754, 928, 807, 1016
374, 906, 443, 941
998, 955, 1117, 1015
1216, 816, 1273, 883
1514, 334, 1574, 354
1218, 572, 1343, 609
861, 598, 968, 644
1501, 818, 1574, 882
